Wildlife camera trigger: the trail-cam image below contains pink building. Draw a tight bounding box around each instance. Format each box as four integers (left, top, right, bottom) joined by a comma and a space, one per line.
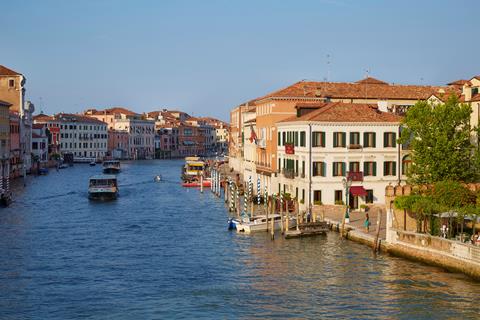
108, 129, 129, 159
9, 112, 21, 178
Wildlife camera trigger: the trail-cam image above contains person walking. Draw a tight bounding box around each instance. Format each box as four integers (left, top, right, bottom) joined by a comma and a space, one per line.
364, 213, 370, 233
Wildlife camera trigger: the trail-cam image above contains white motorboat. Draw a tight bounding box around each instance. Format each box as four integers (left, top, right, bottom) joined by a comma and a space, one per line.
103, 160, 121, 174
88, 174, 119, 200
234, 214, 297, 233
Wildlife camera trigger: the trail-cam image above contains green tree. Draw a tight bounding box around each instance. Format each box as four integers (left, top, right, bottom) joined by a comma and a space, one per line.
400, 95, 476, 184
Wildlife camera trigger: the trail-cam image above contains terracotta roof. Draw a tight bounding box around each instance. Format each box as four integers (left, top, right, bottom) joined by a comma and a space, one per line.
355, 77, 388, 85
53, 113, 108, 125
33, 114, 54, 121
471, 93, 480, 102
295, 102, 327, 109
429, 91, 461, 102
32, 123, 45, 129
0, 65, 22, 76
255, 79, 453, 102
447, 79, 468, 86
280, 102, 402, 123
0, 100, 12, 107
86, 107, 137, 116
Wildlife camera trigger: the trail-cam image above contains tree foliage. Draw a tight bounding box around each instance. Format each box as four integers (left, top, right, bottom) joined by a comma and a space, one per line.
400, 96, 476, 184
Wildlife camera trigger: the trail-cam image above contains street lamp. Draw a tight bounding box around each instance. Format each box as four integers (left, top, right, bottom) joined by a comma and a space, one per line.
342, 177, 352, 223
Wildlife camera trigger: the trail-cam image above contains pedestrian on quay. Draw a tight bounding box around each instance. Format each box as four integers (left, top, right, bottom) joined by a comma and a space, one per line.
364, 213, 370, 232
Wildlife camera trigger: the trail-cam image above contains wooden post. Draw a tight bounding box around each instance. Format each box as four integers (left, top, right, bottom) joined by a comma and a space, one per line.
271, 196, 275, 240
296, 201, 300, 231
266, 196, 270, 232
200, 174, 204, 193
373, 209, 383, 253
280, 194, 285, 235
285, 200, 290, 232
236, 187, 240, 218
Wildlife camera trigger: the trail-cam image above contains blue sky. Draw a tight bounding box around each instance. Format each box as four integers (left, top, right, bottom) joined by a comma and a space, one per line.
1, 0, 479, 121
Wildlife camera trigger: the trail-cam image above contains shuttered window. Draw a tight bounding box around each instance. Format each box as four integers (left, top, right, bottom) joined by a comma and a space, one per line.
333, 162, 346, 176
383, 161, 397, 176
363, 161, 377, 176
363, 132, 376, 148
333, 132, 346, 147
300, 131, 306, 147
384, 132, 396, 147
312, 131, 325, 147
313, 162, 326, 177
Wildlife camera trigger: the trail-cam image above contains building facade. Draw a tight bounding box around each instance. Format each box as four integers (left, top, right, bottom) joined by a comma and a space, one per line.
276, 103, 403, 210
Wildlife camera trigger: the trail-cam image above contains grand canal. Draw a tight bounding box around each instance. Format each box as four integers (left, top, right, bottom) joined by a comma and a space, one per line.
0, 160, 479, 319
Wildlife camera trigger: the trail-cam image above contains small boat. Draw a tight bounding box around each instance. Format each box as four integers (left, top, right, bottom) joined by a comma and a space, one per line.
182, 179, 211, 188
89, 161, 96, 167
88, 174, 119, 200
103, 160, 121, 174
234, 214, 297, 233
38, 167, 49, 175
181, 157, 206, 180
58, 163, 68, 169
154, 175, 162, 182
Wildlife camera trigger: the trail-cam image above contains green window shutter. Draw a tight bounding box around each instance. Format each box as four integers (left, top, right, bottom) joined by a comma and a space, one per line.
342, 162, 346, 176
282, 132, 286, 146
302, 160, 305, 174
363, 162, 368, 175
342, 132, 346, 147
278, 132, 281, 146
278, 159, 281, 169
333, 162, 337, 176
384, 132, 388, 148
392, 132, 397, 147
383, 162, 387, 176
294, 132, 299, 146
321, 132, 325, 147
322, 162, 326, 177
363, 132, 368, 147
333, 132, 337, 147
372, 132, 376, 148
393, 161, 397, 176
373, 162, 377, 176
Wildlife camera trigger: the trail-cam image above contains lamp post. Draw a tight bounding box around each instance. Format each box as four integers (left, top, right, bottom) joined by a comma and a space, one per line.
342, 177, 352, 223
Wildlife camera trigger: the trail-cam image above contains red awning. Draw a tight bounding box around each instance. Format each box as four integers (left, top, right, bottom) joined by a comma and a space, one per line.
350, 186, 367, 197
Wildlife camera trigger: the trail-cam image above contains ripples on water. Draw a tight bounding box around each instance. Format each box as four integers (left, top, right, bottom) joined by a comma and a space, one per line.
0, 160, 479, 319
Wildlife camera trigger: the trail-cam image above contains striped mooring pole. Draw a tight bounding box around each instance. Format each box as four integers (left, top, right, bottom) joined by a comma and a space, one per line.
257, 177, 261, 206
229, 179, 235, 212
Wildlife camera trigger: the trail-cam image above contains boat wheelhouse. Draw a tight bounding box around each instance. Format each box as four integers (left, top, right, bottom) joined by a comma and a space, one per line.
103, 160, 121, 174
182, 157, 205, 179
88, 175, 118, 200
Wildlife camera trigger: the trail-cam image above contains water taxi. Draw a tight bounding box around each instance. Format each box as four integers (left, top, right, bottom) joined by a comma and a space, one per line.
181, 157, 206, 180
88, 175, 118, 200
103, 160, 121, 174
232, 214, 297, 233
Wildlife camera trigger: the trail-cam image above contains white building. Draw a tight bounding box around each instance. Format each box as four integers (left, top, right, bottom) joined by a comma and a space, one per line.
113, 116, 155, 159
276, 103, 405, 210
36, 113, 108, 161
31, 124, 48, 163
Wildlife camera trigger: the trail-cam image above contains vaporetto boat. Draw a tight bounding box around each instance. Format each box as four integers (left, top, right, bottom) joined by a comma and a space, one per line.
88, 175, 119, 200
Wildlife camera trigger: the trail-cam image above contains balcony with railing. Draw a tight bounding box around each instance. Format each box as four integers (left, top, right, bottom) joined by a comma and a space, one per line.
347, 171, 363, 182
348, 144, 362, 150
282, 168, 296, 179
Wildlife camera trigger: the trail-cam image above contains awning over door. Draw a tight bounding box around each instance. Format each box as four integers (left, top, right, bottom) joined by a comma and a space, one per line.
350, 186, 367, 196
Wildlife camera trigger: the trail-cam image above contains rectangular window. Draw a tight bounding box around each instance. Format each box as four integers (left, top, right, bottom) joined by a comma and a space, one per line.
32, 142, 38, 149
302, 189, 305, 202
302, 160, 305, 176
312, 131, 325, 147
384, 132, 397, 148
332, 162, 346, 176
8, 79, 15, 88
349, 161, 360, 172
363, 161, 377, 176
300, 131, 306, 147
350, 132, 360, 145
363, 132, 376, 148
384, 161, 397, 176
282, 132, 286, 146
314, 190, 322, 204
313, 161, 326, 177
278, 132, 281, 146
333, 132, 346, 147
335, 190, 343, 203
294, 131, 299, 147
366, 190, 374, 204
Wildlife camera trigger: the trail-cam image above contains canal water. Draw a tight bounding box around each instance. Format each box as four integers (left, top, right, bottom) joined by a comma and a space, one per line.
0, 160, 479, 319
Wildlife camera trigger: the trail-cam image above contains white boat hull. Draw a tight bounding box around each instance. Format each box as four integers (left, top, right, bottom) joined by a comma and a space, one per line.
236, 216, 297, 233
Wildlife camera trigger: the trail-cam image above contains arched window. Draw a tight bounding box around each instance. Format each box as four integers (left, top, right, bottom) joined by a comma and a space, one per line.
402, 155, 412, 175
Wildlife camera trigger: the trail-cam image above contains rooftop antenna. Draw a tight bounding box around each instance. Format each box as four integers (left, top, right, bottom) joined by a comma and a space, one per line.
326, 54, 331, 82
365, 68, 370, 103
